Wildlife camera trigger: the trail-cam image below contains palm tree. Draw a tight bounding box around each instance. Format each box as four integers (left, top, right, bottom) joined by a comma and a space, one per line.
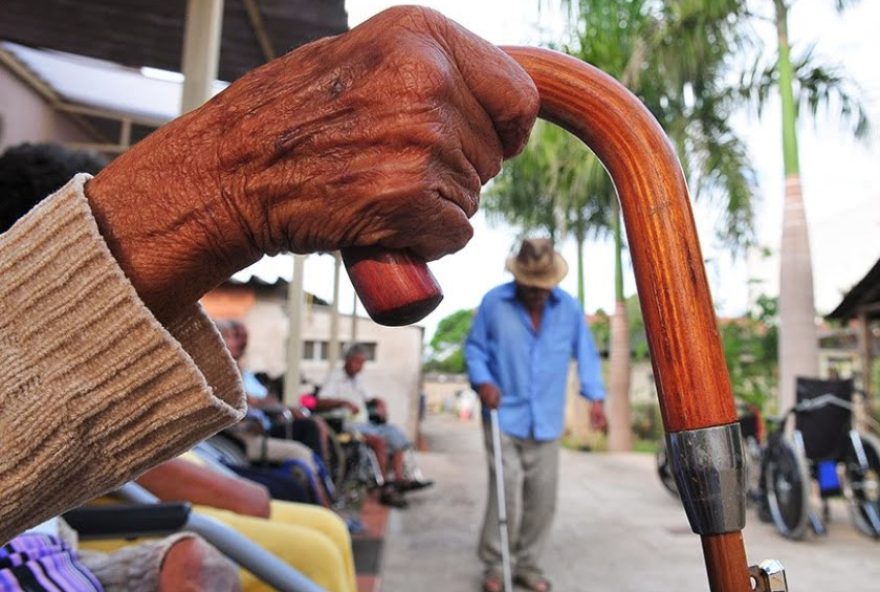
485, 120, 611, 306
746, 0, 871, 412
551, 0, 758, 450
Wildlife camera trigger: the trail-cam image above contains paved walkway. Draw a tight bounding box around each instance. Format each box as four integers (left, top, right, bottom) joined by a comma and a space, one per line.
381, 414, 880, 591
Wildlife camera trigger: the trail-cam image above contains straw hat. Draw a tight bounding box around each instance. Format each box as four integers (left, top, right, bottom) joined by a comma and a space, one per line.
505, 238, 568, 289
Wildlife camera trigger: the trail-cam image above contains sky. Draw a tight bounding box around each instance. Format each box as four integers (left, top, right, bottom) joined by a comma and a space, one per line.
237, 0, 880, 341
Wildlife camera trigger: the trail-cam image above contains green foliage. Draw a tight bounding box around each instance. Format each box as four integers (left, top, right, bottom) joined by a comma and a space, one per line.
589, 309, 610, 353
484, 121, 614, 244
554, 0, 759, 253
631, 401, 664, 441
424, 309, 473, 374
739, 43, 872, 141
720, 294, 779, 410
585, 296, 649, 360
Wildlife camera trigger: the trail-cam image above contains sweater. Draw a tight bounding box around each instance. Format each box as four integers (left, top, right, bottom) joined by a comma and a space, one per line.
0, 175, 246, 543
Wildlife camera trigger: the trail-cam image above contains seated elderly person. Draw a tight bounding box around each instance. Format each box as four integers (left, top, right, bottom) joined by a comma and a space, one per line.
317, 345, 433, 508
217, 319, 332, 465
0, 5, 537, 547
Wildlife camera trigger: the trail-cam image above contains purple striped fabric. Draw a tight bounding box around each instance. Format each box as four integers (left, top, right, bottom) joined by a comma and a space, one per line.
0, 534, 103, 592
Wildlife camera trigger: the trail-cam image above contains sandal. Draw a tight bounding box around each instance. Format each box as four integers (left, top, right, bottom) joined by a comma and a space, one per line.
379, 486, 408, 509
481, 573, 504, 592
394, 478, 435, 492
514, 573, 552, 592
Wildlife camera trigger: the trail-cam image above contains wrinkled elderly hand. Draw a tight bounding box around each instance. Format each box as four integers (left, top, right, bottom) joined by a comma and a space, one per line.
86, 6, 538, 323
478, 383, 501, 409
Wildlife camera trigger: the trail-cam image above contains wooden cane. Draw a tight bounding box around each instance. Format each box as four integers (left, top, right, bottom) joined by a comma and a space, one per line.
342, 47, 751, 591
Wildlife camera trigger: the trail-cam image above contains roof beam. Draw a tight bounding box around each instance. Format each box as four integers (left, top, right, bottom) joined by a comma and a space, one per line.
0, 46, 111, 145
55, 102, 166, 129
243, 0, 276, 61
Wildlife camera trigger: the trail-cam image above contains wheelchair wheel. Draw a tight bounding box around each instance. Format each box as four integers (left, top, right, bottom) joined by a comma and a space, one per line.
655, 441, 679, 497
763, 434, 810, 540
843, 432, 880, 539
324, 430, 348, 490
743, 434, 764, 506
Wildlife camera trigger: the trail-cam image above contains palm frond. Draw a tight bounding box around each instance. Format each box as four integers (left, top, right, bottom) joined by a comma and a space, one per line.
790, 48, 872, 140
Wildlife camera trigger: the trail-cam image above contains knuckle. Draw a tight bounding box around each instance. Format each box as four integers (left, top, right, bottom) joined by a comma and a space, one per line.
460, 184, 480, 218
394, 53, 452, 103
480, 156, 503, 183
517, 83, 541, 121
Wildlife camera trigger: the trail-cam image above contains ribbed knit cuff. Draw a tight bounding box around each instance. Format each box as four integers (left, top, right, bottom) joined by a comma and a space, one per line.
0, 175, 246, 543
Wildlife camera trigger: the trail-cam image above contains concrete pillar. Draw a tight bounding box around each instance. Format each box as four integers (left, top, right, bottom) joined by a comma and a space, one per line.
350, 292, 358, 346
328, 252, 342, 371
180, 0, 225, 114
285, 254, 306, 406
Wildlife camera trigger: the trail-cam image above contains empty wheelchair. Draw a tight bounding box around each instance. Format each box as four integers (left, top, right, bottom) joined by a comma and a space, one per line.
759, 377, 880, 540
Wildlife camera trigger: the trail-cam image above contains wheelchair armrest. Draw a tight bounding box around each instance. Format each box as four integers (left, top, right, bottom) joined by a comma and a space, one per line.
63, 503, 191, 540
260, 405, 293, 419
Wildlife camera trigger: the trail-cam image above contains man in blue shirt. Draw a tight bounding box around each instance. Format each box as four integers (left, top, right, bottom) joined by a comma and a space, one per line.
465, 238, 607, 592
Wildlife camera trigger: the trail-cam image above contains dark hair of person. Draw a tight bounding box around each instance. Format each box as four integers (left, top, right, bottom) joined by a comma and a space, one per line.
0, 142, 107, 233
343, 343, 368, 360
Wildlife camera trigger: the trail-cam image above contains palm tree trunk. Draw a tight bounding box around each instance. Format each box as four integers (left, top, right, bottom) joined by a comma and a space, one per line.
608, 201, 632, 451
575, 225, 586, 307
775, 0, 819, 413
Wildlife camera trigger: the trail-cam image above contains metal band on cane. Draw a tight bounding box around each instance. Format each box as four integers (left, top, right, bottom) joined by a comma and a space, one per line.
666, 423, 746, 536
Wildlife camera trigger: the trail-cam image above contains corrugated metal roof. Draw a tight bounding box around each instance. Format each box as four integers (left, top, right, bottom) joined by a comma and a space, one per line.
225, 275, 330, 306
827, 257, 880, 320
1, 0, 348, 83
3, 42, 226, 123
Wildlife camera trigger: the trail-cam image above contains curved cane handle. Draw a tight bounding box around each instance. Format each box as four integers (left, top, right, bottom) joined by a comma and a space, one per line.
344, 47, 750, 591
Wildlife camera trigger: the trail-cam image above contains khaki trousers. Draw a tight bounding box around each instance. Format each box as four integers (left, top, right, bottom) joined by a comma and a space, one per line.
478, 419, 559, 579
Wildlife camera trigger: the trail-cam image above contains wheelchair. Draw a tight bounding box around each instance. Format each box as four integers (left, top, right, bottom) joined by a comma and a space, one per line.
759, 377, 880, 540
311, 409, 386, 510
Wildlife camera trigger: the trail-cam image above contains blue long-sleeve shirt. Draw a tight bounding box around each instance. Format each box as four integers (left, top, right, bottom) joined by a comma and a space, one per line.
464, 282, 606, 441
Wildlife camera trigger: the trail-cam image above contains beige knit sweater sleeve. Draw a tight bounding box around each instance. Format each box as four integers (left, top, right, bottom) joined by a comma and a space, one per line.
0, 175, 246, 543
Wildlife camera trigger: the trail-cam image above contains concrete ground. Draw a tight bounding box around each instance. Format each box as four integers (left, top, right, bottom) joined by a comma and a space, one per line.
381, 414, 880, 591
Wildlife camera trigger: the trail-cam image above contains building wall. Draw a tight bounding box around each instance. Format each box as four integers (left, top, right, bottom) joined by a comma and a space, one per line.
202, 287, 426, 440
422, 373, 471, 413
0, 66, 90, 151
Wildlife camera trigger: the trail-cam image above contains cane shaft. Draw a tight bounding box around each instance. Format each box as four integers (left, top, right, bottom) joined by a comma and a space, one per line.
490, 410, 514, 592
702, 533, 751, 592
